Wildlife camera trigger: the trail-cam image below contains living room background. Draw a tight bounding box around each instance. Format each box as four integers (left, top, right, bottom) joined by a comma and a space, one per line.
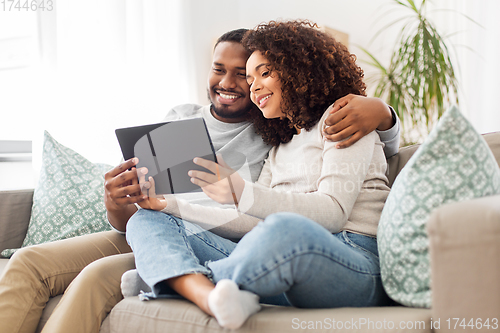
0, 0, 499, 186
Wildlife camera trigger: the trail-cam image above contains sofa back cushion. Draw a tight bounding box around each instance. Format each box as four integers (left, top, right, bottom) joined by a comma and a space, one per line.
387, 131, 500, 187
0, 189, 34, 253
387, 145, 420, 187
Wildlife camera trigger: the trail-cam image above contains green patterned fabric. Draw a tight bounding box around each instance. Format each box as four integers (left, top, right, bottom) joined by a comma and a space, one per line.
1, 131, 112, 258
378, 106, 500, 308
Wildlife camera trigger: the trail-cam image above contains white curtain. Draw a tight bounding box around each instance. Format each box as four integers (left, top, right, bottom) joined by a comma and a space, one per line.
458, 0, 500, 134
24, 0, 196, 175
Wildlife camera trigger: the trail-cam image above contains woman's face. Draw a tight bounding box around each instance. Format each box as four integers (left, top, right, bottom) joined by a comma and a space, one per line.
246, 51, 285, 119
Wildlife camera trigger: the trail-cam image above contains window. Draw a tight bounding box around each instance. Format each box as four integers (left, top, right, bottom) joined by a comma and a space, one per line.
1, 1, 192, 170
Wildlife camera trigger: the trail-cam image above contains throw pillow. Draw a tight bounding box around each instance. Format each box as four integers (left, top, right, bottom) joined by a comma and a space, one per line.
378, 105, 500, 308
1, 131, 113, 258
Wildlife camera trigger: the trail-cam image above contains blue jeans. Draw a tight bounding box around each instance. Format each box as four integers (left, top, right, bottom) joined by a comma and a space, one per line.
126, 209, 392, 308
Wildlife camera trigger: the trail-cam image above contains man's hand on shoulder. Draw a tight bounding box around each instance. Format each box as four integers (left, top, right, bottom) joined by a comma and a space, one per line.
323, 94, 394, 149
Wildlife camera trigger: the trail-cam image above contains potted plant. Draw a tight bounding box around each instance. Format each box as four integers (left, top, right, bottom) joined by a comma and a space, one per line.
362, 0, 472, 145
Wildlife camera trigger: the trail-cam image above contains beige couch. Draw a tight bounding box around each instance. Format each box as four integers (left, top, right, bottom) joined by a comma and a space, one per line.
1, 132, 499, 333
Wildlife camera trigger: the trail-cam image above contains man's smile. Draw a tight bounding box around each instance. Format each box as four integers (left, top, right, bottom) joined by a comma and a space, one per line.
216, 90, 244, 104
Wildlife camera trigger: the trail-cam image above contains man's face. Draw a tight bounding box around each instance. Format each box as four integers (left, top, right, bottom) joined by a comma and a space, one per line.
207, 41, 253, 123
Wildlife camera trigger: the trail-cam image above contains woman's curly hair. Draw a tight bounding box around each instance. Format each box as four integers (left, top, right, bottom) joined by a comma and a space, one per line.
242, 20, 366, 146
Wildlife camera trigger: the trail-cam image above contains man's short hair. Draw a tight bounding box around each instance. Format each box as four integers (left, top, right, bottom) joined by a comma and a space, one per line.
214, 28, 249, 49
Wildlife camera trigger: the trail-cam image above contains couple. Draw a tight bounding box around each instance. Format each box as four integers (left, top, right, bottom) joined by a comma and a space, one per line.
0, 20, 398, 333
124, 20, 395, 329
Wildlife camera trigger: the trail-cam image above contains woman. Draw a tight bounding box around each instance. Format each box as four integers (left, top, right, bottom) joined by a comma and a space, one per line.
126, 20, 392, 329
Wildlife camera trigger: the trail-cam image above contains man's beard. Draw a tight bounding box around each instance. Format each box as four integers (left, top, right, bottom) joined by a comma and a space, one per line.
211, 104, 253, 120
207, 89, 253, 120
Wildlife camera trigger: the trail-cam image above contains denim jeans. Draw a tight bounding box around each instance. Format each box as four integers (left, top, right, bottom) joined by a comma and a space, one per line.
126, 209, 392, 308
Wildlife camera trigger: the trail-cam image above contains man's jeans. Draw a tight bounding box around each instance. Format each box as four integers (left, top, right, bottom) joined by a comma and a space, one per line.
126, 209, 392, 308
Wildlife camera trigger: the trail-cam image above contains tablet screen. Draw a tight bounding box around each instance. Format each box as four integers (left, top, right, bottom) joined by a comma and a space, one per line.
115, 118, 217, 195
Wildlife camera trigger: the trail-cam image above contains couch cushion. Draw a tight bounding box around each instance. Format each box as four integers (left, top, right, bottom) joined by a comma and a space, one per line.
378, 106, 500, 308
387, 145, 419, 187
427, 194, 500, 327
0, 189, 33, 253
101, 298, 432, 333
1, 131, 113, 258
483, 131, 500, 166
387, 132, 500, 187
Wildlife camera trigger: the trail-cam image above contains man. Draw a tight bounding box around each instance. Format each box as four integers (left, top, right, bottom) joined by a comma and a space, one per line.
0, 28, 399, 333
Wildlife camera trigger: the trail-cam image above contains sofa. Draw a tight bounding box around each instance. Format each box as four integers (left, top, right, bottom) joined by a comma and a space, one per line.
1, 131, 499, 333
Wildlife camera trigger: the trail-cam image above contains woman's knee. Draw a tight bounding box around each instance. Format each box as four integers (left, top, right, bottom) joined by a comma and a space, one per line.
126, 209, 161, 239
127, 210, 188, 242
127, 209, 177, 232
126, 209, 149, 232
261, 212, 321, 241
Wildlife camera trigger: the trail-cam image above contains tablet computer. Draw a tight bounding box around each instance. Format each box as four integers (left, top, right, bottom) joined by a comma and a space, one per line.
115, 117, 217, 195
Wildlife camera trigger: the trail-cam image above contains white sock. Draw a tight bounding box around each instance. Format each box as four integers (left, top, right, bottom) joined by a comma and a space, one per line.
208, 279, 261, 329
121, 269, 151, 297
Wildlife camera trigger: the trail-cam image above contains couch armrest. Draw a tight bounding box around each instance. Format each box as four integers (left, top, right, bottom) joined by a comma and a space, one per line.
427, 194, 500, 331
0, 189, 34, 253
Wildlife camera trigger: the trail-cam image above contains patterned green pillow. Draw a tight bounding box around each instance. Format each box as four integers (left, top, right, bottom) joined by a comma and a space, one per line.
1, 131, 112, 258
378, 106, 500, 308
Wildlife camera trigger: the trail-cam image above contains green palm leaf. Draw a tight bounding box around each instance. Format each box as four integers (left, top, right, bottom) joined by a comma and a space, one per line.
360, 0, 470, 145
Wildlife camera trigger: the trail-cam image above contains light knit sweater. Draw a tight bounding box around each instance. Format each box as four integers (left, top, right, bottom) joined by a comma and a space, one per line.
162, 105, 391, 238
